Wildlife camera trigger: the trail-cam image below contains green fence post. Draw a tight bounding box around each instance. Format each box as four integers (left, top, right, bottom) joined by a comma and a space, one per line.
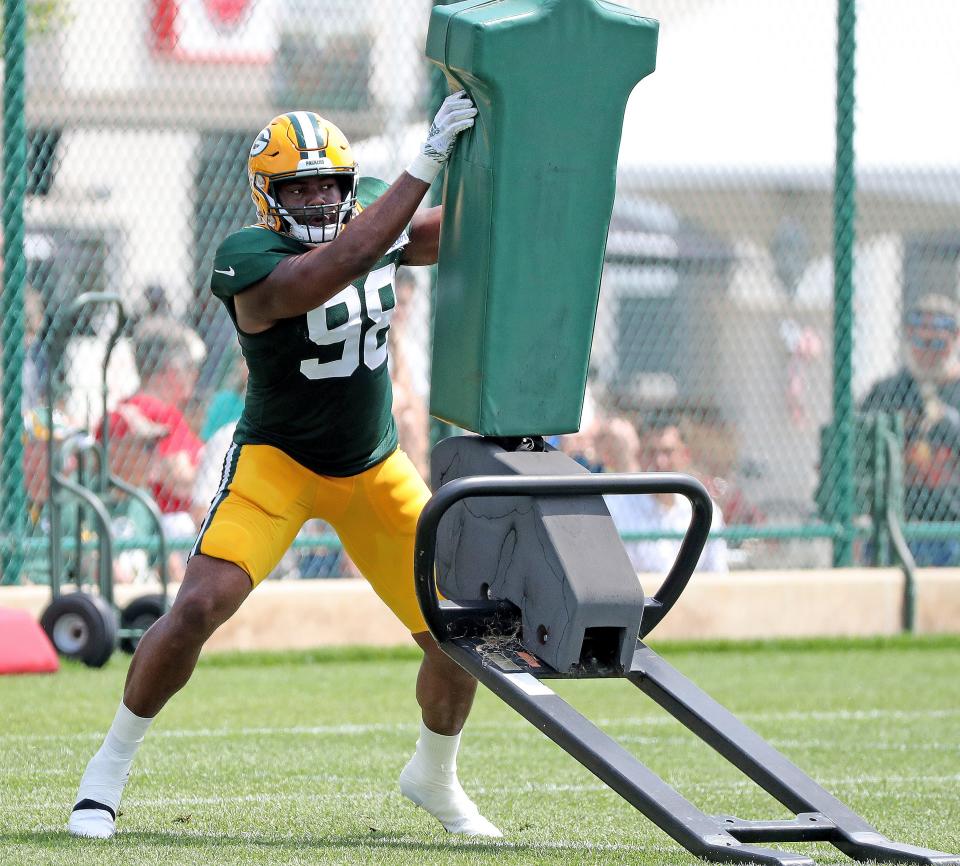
1, 0, 29, 584
831, 0, 857, 566
887, 413, 916, 632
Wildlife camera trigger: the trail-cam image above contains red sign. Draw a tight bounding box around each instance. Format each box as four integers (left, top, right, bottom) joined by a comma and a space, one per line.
203, 0, 252, 29
150, 0, 273, 64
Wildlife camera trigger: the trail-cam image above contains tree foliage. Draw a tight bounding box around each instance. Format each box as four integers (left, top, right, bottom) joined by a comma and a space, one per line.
0, 0, 67, 41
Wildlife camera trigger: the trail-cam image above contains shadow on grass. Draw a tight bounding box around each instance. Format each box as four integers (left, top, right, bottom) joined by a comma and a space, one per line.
0, 828, 651, 858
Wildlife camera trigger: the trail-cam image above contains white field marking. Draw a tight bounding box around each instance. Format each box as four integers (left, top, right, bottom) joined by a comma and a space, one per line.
6, 774, 959, 815
126, 790, 383, 808
616, 734, 960, 752
597, 707, 960, 727
759, 737, 959, 752
468, 773, 960, 798
5, 790, 356, 810
3, 791, 402, 812
5, 706, 959, 746
1, 721, 410, 744
0, 709, 960, 751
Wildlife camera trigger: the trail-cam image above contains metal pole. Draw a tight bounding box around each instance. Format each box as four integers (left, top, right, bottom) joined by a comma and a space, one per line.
885, 414, 916, 632
831, 0, 857, 566
1, 0, 29, 584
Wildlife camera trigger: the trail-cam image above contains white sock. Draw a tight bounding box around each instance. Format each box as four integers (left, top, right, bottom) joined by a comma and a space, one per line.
408, 721, 461, 780
400, 721, 502, 837
75, 702, 153, 813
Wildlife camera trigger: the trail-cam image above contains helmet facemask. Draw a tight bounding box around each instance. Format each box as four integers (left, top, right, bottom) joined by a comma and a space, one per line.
258, 171, 357, 245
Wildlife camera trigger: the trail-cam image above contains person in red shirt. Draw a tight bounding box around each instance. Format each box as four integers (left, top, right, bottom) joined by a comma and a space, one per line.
110, 393, 201, 514
108, 316, 204, 531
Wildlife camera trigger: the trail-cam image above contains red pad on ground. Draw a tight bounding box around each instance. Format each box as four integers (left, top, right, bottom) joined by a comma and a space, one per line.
0, 608, 59, 674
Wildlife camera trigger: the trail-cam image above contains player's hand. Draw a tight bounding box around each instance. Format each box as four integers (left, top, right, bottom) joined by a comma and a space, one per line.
406, 90, 477, 184
425, 91, 477, 162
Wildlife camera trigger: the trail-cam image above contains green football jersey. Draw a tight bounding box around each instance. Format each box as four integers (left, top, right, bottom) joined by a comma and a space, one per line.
210, 176, 407, 477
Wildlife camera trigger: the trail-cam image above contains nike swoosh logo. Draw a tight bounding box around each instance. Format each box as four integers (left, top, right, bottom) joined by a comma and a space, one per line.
214, 266, 235, 277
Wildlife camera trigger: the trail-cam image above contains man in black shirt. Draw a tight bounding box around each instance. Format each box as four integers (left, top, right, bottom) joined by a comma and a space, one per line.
861, 294, 960, 564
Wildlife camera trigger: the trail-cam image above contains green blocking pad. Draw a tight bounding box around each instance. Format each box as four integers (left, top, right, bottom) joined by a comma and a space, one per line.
427, 0, 658, 436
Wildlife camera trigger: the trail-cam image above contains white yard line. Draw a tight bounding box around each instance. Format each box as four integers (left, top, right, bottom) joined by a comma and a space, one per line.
4, 706, 959, 745
5, 773, 960, 813
597, 707, 960, 727
1, 721, 410, 744
615, 734, 959, 751
472, 773, 960, 797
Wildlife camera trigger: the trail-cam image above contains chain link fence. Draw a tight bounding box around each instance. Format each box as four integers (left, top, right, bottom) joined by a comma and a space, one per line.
2, 0, 959, 587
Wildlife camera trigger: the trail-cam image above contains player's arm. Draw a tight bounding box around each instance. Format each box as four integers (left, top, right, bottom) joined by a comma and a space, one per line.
240, 174, 432, 325
235, 93, 476, 332
400, 206, 443, 266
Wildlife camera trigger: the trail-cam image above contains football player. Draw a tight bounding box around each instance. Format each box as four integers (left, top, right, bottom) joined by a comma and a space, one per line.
68, 92, 501, 839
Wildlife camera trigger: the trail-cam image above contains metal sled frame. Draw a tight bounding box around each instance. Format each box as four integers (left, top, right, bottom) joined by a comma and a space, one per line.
413, 473, 958, 866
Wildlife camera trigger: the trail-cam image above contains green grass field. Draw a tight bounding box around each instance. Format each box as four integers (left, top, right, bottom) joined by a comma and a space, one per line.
2, 636, 958, 866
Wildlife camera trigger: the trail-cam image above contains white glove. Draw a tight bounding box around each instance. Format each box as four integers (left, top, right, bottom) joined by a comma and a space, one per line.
406, 90, 477, 184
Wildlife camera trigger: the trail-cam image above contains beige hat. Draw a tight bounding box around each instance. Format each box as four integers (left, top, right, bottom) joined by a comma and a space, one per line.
909, 294, 959, 327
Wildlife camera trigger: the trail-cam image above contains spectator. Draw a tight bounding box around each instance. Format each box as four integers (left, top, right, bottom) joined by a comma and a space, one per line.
108, 316, 204, 545
106, 402, 182, 584
293, 519, 352, 579
591, 413, 642, 473
189, 420, 237, 528
199, 348, 247, 442
22, 287, 47, 413
0, 286, 59, 423
109, 402, 169, 492
556, 412, 640, 473
860, 293, 960, 565
143, 283, 173, 318
20, 407, 77, 585
681, 412, 765, 528
606, 422, 729, 574
389, 268, 430, 477
556, 425, 603, 472
127, 286, 208, 432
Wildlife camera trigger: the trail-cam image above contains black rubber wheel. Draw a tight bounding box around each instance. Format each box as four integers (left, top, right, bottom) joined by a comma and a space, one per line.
40, 593, 118, 668
119, 594, 168, 654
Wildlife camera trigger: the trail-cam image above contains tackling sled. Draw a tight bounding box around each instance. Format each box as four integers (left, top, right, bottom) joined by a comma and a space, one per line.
413, 435, 959, 866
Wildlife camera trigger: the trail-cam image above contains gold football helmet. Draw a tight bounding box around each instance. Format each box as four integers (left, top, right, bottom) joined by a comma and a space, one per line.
248, 111, 358, 244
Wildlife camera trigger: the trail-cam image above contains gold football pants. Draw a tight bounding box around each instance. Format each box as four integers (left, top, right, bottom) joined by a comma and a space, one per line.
192, 444, 431, 632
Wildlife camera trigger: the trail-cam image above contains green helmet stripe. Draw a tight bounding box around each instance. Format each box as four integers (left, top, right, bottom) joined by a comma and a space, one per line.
308, 113, 327, 154
285, 113, 308, 157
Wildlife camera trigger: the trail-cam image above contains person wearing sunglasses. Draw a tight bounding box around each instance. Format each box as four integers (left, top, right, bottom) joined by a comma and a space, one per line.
861, 293, 960, 565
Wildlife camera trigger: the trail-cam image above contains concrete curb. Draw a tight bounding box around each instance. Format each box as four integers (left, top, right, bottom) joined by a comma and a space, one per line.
3, 569, 957, 653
